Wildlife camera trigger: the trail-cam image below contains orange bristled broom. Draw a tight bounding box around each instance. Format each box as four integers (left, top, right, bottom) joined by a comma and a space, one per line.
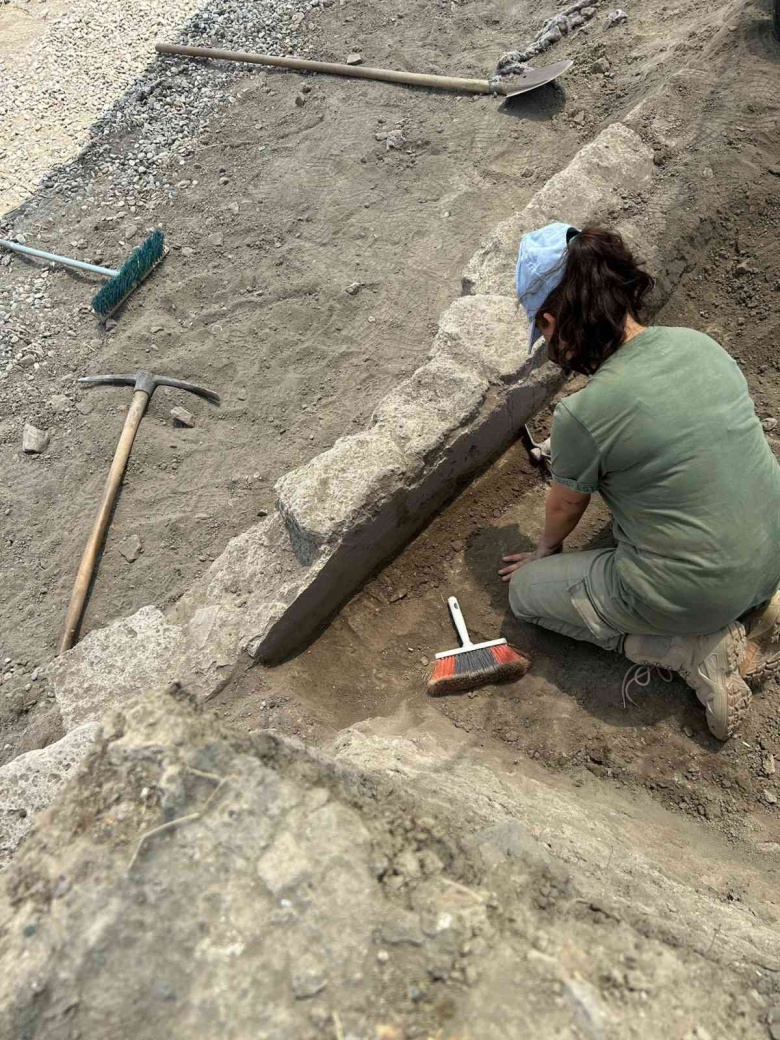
428, 596, 531, 695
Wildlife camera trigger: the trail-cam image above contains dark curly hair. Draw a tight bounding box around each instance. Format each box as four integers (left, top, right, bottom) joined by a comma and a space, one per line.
539, 227, 655, 375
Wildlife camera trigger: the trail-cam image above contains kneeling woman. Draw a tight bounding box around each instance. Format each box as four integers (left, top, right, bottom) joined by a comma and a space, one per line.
500, 224, 780, 740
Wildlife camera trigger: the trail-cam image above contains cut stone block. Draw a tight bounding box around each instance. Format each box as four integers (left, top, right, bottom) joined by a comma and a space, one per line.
0, 721, 99, 867
431, 295, 534, 383
462, 123, 654, 297
275, 428, 409, 559
372, 357, 488, 459
46, 606, 188, 731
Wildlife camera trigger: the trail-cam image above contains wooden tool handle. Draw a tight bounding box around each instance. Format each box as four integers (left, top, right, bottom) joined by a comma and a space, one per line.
155, 43, 500, 95
56, 391, 149, 654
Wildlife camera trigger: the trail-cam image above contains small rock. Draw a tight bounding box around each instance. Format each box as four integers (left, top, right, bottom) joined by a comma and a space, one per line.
376, 949, 390, 963
22, 424, 49, 454
702, 167, 714, 178
763, 755, 776, 776
118, 533, 143, 563
345, 282, 362, 295
763, 789, 777, 806
592, 58, 611, 74
236, 388, 247, 401
390, 589, 408, 602
49, 394, 71, 414
294, 95, 306, 107
735, 260, 752, 275
683, 725, 694, 738
606, 8, 628, 26
171, 406, 195, 428
291, 966, 328, 1000
572, 110, 586, 126
207, 232, 224, 248
420, 656, 429, 666
76, 400, 94, 415
104, 318, 118, 332
181, 247, 194, 257
385, 130, 406, 151
346, 52, 363, 65
761, 417, 778, 433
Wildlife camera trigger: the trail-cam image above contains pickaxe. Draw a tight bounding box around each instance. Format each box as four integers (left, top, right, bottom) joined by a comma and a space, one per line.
57, 371, 220, 655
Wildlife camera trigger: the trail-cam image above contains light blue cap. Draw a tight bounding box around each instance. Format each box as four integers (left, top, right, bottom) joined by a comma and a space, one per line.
516, 221, 577, 353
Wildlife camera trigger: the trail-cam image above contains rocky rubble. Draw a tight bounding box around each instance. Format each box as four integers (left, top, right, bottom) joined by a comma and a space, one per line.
0, 688, 778, 1039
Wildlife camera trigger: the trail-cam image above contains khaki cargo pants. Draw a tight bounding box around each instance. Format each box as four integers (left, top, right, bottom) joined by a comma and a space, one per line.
508, 548, 679, 652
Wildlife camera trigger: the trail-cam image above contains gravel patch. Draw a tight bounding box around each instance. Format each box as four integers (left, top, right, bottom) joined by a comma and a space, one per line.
0, 0, 320, 214
1, 0, 323, 377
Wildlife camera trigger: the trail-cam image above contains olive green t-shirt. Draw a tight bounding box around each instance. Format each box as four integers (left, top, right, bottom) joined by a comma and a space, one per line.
550, 326, 780, 633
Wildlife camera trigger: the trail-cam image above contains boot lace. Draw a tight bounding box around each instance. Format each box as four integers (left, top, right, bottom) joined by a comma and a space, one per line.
621, 664, 674, 708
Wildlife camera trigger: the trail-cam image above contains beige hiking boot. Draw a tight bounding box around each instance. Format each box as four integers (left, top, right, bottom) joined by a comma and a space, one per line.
624, 624, 752, 741
740, 590, 780, 685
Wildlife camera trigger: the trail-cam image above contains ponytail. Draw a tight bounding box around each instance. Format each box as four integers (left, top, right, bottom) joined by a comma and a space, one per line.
540, 227, 655, 375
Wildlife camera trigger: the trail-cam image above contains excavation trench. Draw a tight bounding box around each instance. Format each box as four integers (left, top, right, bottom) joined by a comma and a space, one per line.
214, 170, 780, 860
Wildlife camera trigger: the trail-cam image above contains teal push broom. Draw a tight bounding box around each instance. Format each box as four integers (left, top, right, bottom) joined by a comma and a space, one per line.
0, 230, 166, 321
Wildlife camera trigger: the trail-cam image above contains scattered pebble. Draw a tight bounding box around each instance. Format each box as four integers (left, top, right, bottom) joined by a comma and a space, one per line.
291, 966, 328, 999
171, 406, 195, 427
385, 130, 406, 151
118, 533, 143, 563
606, 8, 628, 26
345, 282, 362, 295
346, 52, 363, 65
49, 394, 71, 414
22, 424, 49, 454
763, 789, 778, 806
761, 417, 778, 433
208, 231, 224, 248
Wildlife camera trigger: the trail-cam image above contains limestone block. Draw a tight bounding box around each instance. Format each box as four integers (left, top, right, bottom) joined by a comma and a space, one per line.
46, 606, 188, 731
275, 428, 409, 556
462, 123, 655, 297
430, 295, 534, 383
0, 721, 99, 867
372, 357, 487, 459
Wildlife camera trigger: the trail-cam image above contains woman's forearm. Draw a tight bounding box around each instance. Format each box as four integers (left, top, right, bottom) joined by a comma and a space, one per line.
540, 484, 590, 550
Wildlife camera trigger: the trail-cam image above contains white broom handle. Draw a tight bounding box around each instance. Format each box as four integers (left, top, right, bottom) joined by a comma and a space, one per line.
447, 596, 474, 649
0, 239, 117, 277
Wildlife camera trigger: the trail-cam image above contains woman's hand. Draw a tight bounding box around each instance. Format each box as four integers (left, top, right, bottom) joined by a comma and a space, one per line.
498, 543, 562, 582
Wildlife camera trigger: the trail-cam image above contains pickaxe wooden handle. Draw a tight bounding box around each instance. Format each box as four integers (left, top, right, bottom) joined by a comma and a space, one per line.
57, 371, 220, 655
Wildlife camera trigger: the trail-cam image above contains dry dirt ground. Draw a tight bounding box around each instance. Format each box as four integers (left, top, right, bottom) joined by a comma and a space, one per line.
1, 0, 779, 885
1, 0, 759, 677
210, 0, 780, 869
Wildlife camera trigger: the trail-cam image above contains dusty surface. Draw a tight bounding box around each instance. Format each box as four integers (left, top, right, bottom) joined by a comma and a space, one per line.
212, 0, 780, 866
0, 0, 744, 683
2, 688, 779, 1039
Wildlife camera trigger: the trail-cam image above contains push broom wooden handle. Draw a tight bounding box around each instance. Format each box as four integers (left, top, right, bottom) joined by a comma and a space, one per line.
155, 43, 502, 95
56, 390, 149, 654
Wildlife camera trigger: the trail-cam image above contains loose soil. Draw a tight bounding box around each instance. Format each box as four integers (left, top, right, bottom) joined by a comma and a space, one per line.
1, 0, 779, 887
0, 0, 751, 677
212, 0, 780, 864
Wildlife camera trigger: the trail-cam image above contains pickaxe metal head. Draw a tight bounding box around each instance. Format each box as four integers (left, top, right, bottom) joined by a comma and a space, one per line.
78, 370, 220, 404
